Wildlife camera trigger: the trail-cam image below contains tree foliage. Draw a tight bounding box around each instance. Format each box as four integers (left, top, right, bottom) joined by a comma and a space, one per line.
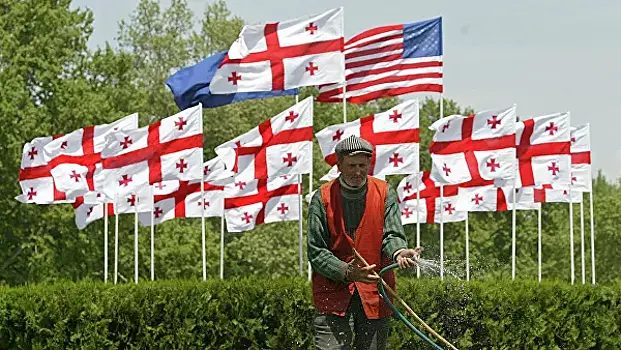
0, 0, 619, 287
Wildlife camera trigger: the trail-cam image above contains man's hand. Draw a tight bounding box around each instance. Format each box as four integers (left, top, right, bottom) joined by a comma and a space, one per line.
395, 247, 423, 270
345, 256, 380, 284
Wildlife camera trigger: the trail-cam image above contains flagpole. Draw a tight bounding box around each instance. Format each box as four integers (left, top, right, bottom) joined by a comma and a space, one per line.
465, 213, 469, 281
114, 195, 119, 285
569, 188, 575, 285
580, 196, 585, 284
150, 186, 155, 281
104, 202, 108, 283
538, 205, 542, 282
297, 174, 304, 275
134, 192, 139, 284
511, 176, 517, 280
440, 184, 444, 280
220, 202, 225, 280
415, 172, 421, 278
201, 179, 206, 281
589, 188, 596, 284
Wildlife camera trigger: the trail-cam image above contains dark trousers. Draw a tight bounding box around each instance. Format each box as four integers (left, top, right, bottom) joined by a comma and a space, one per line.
313, 291, 390, 350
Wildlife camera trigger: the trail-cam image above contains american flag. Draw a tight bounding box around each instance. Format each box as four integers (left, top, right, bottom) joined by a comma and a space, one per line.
316, 17, 443, 104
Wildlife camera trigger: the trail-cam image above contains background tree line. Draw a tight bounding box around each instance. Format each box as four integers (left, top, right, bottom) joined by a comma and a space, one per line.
1, 0, 619, 286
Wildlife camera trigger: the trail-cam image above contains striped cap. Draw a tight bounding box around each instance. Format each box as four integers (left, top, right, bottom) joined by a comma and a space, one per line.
334, 135, 374, 158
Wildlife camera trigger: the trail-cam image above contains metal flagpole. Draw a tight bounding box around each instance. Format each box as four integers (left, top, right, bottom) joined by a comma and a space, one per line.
465, 213, 469, 281
569, 188, 575, 285
589, 188, 596, 284
150, 186, 155, 281
220, 203, 225, 280
104, 202, 108, 283
440, 185, 444, 280
511, 173, 517, 280
134, 192, 139, 284
538, 205, 542, 282
580, 197, 585, 284
201, 179, 206, 281
415, 172, 421, 278
114, 195, 119, 285
298, 174, 304, 275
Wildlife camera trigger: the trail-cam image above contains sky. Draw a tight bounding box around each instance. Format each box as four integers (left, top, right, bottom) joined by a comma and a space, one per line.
70, 0, 621, 181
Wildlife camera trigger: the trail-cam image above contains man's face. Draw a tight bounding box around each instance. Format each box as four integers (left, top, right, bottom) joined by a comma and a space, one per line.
337, 153, 371, 187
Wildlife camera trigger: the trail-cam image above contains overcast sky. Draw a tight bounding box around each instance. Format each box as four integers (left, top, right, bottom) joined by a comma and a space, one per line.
71, 0, 621, 181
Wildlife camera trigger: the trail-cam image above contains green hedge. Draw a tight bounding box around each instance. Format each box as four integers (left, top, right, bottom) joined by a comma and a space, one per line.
0, 278, 619, 349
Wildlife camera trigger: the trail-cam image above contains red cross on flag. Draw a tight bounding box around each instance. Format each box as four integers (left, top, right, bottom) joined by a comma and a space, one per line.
72, 196, 115, 230
533, 184, 583, 204
570, 124, 591, 192
215, 97, 313, 182
429, 105, 517, 185
43, 113, 138, 199
210, 7, 344, 94
316, 99, 420, 177
95, 104, 203, 199
497, 112, 571, 189
456, 185, 541, 212
16, 136, 71, 204
224, 175, 299, 232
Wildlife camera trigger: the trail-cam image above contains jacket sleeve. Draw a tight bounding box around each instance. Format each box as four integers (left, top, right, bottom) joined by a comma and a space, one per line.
382, 183, 408, 261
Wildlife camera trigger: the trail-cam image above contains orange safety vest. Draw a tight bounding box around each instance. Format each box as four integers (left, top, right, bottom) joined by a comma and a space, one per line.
311, 176, 396, 319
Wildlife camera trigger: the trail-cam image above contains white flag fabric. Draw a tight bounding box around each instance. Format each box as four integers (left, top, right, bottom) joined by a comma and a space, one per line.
498, 112, 571, 188
316, 99, 420, 177
429, 105, 516, 185
456, 185, 540, 212
533, 185, 583, 203
224, 175, 300, 232
211, 7, 344, 93
570, 124, 592, 192
72, 196, 115, 230
215, 97, 313, 182
16, 136, 72, 204
43, 113, 138, 200
95, 104, 203, 199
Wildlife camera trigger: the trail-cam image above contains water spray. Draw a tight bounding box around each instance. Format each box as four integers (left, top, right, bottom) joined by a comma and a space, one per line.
352, 249, 458, 350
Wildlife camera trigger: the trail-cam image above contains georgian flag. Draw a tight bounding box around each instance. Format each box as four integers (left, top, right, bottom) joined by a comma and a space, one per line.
456, 185, 541, 212
533, 185, 583, 204
95, 104, 203, 199
316, 99, 420, 177
570, 124, 592, 192
43, 114, 138, 200
210, 7, 344, 93
224, 175, 300, 232
429, 105, 517, 185
72, 196, 115, 230
399, 195, 466, 225
215, 97, 313, 182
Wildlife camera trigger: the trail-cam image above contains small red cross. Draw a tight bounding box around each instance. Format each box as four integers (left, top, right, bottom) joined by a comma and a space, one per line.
389, 110, 402, 123
198, 199, 209, 208
571, 137, 576, 143
118, 174, 133, 187
235, 181, 246, 190
471, 194, 483, 205
28, 147, 38, 160
228, 71, 242, 85
242, 212, 253, 224
306, 22, 318, 34
306, 62, 319, 76
401, 207, 414, 218
234, 140, 242, 148
127, 194, 136, 206
486, 158, 501, 172
281, 175, 289, 180
69, 170, 81, 182
571, 176, 577, 184
283, 153, 297, 167
442, 163, 451, 177
487, 115, 501, 129
444, 203, 456, 215
277, 203, 289, 215
27, 187, 37, 200
176, 159, 188, 173
441, 121, 450, 133
388, 153, 403, 167
175, 117, 187, 131
563, 189, 569, 196
203, 165, 210, 176
87, 206, 94, 217
547, 162, 560, 175
285, 110, 299, 123
154, 182, 166, 190
154, 207, 164, 218
60, 141, 68, 150
403, 182, 413, 193
545, 122, 558, 136
120, 136, 133, 149
332, 129, 344, 141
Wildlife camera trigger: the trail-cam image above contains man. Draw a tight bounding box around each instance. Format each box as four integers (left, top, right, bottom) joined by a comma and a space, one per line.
308, 135, 421, 350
